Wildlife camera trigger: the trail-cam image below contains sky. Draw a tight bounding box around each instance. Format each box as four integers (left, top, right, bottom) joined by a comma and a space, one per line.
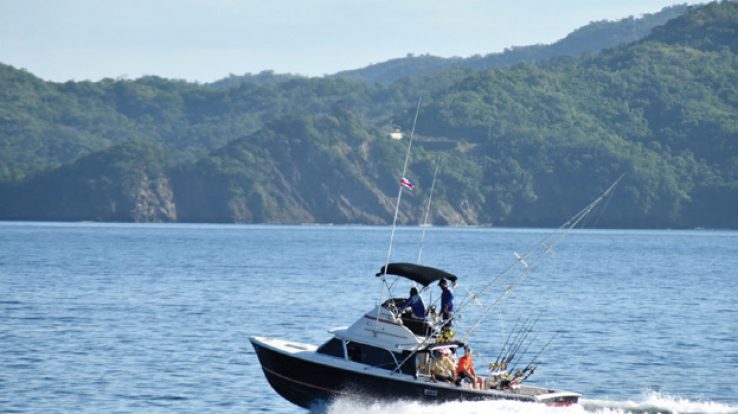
0, 0, 700, 83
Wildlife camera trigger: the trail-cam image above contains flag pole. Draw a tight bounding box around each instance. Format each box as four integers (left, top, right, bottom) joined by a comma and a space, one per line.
381, 97, 422, 295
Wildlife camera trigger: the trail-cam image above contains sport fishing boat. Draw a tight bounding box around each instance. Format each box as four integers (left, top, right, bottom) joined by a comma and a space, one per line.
251, 100, 620, 409
249, 262, 581, 409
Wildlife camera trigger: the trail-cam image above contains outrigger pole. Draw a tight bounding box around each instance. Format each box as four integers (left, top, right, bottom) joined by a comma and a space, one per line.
392, 175, 624, 377
380, 97, 422, 300
389, 151, 440, 294
460, 174, 625, 342
417, 154, 441, 265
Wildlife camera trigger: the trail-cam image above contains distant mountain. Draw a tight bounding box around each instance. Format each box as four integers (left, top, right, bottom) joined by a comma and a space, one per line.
334, 4, 689, 84
1, 2, 737, 228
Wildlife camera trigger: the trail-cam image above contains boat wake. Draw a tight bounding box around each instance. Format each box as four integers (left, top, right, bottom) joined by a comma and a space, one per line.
582, 392, 738, 414
316, 392, 738, 414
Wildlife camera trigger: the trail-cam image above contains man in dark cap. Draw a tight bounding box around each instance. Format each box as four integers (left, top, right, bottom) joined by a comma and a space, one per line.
439, 278, 454, 323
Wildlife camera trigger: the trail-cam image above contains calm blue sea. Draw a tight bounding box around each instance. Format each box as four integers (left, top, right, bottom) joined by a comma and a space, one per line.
1, 222, 737, 414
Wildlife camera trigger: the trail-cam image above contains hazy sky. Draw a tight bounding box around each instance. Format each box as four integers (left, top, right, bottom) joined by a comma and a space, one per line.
0, 0, 698, 83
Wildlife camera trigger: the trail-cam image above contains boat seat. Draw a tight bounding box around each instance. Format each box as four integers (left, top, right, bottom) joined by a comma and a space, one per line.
401, 314, 432, 337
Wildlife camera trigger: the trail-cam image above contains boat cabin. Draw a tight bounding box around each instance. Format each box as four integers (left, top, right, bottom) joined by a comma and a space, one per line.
313, 263, 462, 379
316, 337, 417, 376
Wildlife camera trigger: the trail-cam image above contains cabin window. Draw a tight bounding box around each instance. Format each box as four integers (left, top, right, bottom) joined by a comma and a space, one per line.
415, 352, 431, 377
316, 338, 344, 358
354, 342, 395, 369
346, 342, 416, 375
398, 351, 417, 376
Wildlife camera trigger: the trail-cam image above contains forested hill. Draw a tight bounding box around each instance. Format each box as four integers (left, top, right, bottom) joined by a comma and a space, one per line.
1, 1, 737, 228
333, 4, 688, 84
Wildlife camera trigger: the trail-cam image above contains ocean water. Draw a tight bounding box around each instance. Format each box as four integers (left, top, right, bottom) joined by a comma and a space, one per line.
1, 222, 737, 413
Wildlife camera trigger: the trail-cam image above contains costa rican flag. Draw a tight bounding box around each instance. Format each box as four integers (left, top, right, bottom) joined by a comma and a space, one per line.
400, 176, 415, 193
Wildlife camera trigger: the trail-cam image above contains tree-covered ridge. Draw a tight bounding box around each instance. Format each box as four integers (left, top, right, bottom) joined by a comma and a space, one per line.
647, 0, 738, 52
410, 3, 738, 227
0, 140, 175, 221
0, 68, 416, 182
207, 70, 306, 89
333, 4, 688, 84
0, 1, 737, 228
0, 3, 691, 182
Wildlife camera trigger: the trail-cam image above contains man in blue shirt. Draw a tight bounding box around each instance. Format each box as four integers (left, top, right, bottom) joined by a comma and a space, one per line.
439, 278, 453, 323
399, 287, 426, 319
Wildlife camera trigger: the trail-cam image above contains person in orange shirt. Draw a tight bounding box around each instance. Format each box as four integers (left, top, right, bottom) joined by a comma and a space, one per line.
457, 346, 483, 389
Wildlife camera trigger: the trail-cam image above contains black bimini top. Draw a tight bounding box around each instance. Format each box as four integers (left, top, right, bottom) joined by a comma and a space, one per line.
375, 262, 458, 286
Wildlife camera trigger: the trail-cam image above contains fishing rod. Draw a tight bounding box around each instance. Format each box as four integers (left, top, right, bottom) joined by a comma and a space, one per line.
494, 316, 523, 366
507, 318, 541, 369
492, 314, 536, 373
502, 314, 540, 366
499, 315, 533, 364
509, 330, 540, 373
520, 331, 559, 382
460, 174, 625, 343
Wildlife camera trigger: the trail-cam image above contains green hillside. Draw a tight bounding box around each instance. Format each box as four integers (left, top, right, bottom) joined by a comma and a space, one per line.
0, 69, 410, 182
1, 2, 737, 228
0, 140, 174, 221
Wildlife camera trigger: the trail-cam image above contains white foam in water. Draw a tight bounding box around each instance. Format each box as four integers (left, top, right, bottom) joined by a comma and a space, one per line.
324, 396, 591, 414
322, 392, 738, 414
582, 392, 738, 414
